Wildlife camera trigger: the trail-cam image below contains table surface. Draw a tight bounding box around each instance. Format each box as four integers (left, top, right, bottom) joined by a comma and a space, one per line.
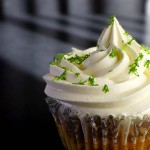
1, 0, 150, 149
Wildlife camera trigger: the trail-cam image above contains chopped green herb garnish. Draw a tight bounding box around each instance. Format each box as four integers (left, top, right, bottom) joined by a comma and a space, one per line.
124, 31, 132, 38
108, 15, 115, 26
138, 53, 144, 61
97, 44, 99, 48
53, 69, 67, 81
141, 44, 150, 54
88, 77, 94, 85
50, 53, 65, 65
67, 53, 90, 65
109, 48, 117, 58
73, 76, 98, 86
122, 38, 135, 50
124, 31, 129, 36
128, 53, 144, 76
102, 84, 109, 93
73, 79, 87, 85
129, 64, 139, 76
88, 77, 98, 86
122, 44, 127, 51
144, 60, 150, 68
127, 38, 135, 45
60, 66, 73, 72
74, 72, 80, 77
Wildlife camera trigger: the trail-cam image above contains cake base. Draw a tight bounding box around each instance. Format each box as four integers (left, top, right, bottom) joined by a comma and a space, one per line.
46, 97, 150, 150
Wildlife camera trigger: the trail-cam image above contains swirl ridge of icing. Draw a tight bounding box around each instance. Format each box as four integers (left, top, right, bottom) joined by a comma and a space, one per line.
43, 16, 150, 117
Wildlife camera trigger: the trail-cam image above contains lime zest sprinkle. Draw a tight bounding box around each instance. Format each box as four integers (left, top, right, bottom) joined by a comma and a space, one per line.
88, 77, 99, 86
141, 44, 150, 54
67, 53, 91, 65
73, 79, 87, 85
108, 15, 115, 26
138, 53, 144, 61
60, 66, 73, 72
50, 53, 65, 65
124, 31, 129, 36
124, 31, 133, 38
128, 64, 139, 76
73, 76, 98, 86
122, 38, 135, 50
144, 60, 150, 68
127, 38, 135, 45
53, 68, 67, 81
128, 53, 144, 76
102, 84, 109, 93
109, 48, 117, 58
74, 72, 80, 77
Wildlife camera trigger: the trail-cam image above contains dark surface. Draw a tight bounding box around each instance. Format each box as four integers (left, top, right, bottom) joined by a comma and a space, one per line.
0, 0, 150, 149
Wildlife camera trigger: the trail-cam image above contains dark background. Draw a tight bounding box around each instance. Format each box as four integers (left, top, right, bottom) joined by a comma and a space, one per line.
0, 0, 150, 149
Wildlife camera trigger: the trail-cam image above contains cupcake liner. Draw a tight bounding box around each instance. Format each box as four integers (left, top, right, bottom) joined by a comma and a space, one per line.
46, 97, 150, 150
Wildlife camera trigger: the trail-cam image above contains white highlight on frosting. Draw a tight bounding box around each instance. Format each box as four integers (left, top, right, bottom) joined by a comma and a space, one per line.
43, 17, 150, 117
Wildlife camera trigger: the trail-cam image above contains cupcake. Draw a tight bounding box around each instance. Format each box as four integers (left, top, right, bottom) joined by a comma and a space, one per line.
43, 16, 150, 150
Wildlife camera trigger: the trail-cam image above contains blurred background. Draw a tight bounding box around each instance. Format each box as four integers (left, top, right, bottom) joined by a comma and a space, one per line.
0, 0, 150, 149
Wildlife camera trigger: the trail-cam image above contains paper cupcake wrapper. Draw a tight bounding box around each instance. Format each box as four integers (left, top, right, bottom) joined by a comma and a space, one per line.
46, 97, 150, 150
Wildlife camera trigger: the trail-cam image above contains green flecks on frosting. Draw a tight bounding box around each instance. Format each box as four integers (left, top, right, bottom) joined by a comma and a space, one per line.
73, 79, 87, 85
102, 84, 109, 93
88, 77, 99, 86
144, 60, 150, 68
74, 72, 80, 77
127, 38, 135, 45
128, 53, 144, 76
73, 76, 98, 86
122, 38, 135, 51
141, 44, 150, 54
108, 15, 115, 26
53, 69, 67, 81
128, 64, 139, 76
124, 31, 132, 39
124, 31, 129, 36
138, 53, 144, 61
67, 53, 90, 65
60, 66, 73, 72
50, 53, 65, 65
109, 48, 117, 58
122, 43, 127, 51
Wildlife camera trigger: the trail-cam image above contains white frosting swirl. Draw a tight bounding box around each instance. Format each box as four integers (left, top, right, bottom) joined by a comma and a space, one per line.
43, 17, 150, 117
